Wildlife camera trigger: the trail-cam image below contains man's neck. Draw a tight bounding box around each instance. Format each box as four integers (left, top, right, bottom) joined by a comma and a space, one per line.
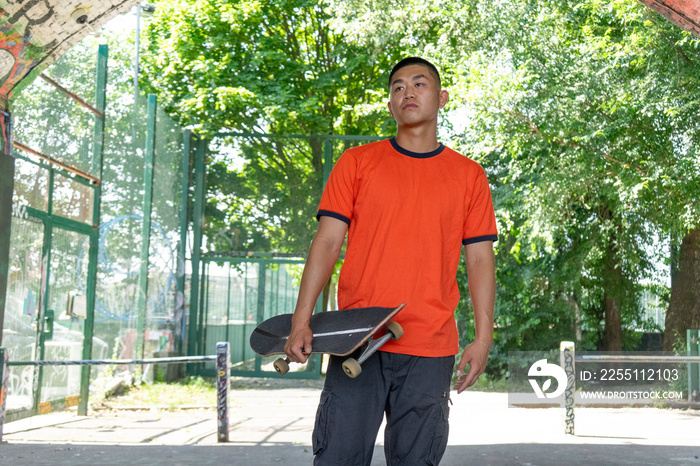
394, 126, 440, 153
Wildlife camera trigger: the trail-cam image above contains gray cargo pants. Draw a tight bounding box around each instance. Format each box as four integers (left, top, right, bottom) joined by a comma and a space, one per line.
313, 351, 454, 466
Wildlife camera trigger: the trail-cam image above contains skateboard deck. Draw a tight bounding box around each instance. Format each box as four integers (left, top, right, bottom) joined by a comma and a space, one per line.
250, 303, 405, 358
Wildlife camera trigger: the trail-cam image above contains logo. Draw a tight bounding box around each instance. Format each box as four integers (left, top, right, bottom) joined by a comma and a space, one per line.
528, 359, 567, 399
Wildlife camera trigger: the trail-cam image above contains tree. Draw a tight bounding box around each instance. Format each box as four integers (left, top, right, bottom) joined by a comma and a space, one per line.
140, 0, 405, 253
328, 0, 700, 355
464, 0, 700, 352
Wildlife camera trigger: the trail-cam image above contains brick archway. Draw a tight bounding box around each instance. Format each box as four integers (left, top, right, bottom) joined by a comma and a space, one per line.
639, 0, 700, 37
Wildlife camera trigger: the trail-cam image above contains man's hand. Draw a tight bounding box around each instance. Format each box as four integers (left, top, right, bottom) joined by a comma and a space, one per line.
453, 340, 490, 394
284, 325, 314, 364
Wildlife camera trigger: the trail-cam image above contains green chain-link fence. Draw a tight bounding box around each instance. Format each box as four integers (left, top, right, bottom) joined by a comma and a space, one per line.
4, 40, 188, 422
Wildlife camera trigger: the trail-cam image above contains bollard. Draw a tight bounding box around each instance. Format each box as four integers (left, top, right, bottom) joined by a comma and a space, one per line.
0, 348, 7, 442
216, 342, 230, 443
560, 341, 575, 435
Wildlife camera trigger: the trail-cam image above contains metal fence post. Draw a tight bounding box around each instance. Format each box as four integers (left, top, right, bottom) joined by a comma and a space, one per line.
80, 42, 108, 417
216, 342, 230, 443
175, 130, 191, 355
253, 262, 267, 374
322, 137, 332, 189
187, 136, 206, 372
0, 108, 14, 350
560, 341, 575, 435
688, 329, 699, 401
136, 94, 157, 363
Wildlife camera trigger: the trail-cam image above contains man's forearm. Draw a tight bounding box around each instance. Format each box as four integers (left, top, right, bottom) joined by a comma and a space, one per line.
285, 217, 347, 363
466, 243, 496, 345
454, 242, 496, 392
292, 217, 348, 327
469, 273, 495, 346
293, 238, 341, 324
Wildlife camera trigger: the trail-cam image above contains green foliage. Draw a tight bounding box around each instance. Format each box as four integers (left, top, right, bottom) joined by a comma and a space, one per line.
140, 0, 700, 361
141, 0, 403, 253
454, 0, 700, 354
143, 0, 396, 137
330, 0, 700, 363
470, 1, 699, 357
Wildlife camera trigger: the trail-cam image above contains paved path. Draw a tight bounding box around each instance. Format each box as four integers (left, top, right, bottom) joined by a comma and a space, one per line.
2, 379, 700, 465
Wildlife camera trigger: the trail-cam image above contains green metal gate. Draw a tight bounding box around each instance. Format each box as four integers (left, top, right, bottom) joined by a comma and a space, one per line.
6, 157, 101, 420
183, 134, 393, 379
3, 44, 108, 422
195, 255, 322, 378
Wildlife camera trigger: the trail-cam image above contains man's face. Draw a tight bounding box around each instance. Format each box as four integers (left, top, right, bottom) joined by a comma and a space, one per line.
387, 64, 448, 129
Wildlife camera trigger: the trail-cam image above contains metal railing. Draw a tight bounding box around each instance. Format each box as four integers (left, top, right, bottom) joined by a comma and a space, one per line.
0, 342, 231, 443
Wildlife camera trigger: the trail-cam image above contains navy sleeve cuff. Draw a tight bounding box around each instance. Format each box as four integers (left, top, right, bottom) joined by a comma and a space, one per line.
316, 210, 351, 226
462, 234, 498, 245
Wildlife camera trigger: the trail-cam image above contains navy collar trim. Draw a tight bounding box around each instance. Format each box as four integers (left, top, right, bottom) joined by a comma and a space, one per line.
389, 137, 445, 159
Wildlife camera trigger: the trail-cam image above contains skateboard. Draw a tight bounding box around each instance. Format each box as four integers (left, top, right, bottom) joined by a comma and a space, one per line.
249, 303, 406, 378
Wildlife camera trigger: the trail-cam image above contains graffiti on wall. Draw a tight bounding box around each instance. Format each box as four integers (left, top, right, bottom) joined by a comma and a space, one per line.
0, 0, 138, 155
0, 0, 140, 105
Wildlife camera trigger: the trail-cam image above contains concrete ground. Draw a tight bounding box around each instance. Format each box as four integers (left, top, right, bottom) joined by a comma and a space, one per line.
2, 378, 700, 465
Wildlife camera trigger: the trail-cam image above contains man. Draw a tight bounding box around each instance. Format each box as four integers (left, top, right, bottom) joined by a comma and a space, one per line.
285, 57, 497, 465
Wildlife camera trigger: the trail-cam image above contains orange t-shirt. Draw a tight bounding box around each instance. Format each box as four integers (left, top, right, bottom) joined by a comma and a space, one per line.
317, 138, 498, 357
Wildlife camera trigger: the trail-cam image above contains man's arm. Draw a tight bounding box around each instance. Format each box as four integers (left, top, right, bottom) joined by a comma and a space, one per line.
454, 240, 496, 394
284, 216, 348, 364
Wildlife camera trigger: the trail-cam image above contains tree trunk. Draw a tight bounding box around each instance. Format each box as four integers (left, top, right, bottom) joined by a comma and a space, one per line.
602, 293, 623, 351
602, 238, 624, 351
663, 228, 700, 351
309, 137, 324, 174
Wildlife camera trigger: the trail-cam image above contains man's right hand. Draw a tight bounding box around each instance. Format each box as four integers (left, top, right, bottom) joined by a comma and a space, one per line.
284, 325, 314, 363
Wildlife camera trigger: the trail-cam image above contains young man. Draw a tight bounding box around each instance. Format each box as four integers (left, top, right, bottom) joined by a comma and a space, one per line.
285, 57, 497, 465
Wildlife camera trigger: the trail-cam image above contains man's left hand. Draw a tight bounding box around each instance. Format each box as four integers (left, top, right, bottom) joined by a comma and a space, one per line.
453, 340, 490, 394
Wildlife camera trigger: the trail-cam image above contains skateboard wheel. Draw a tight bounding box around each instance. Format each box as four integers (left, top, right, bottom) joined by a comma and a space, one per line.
342, 358, 362, 378
274, 358, 290, 376
386, 321, 403, 340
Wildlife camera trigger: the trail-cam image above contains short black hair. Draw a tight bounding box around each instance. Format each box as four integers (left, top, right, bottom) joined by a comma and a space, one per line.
388, 57, 441, 88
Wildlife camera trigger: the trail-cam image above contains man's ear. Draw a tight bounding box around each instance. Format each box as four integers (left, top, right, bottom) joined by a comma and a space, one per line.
439, 89, 449, 109
387, 100, 394, 117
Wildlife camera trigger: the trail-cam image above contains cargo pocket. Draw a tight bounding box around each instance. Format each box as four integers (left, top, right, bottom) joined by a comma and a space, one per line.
312, 390, 335, 456
428, 396, 450, 465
